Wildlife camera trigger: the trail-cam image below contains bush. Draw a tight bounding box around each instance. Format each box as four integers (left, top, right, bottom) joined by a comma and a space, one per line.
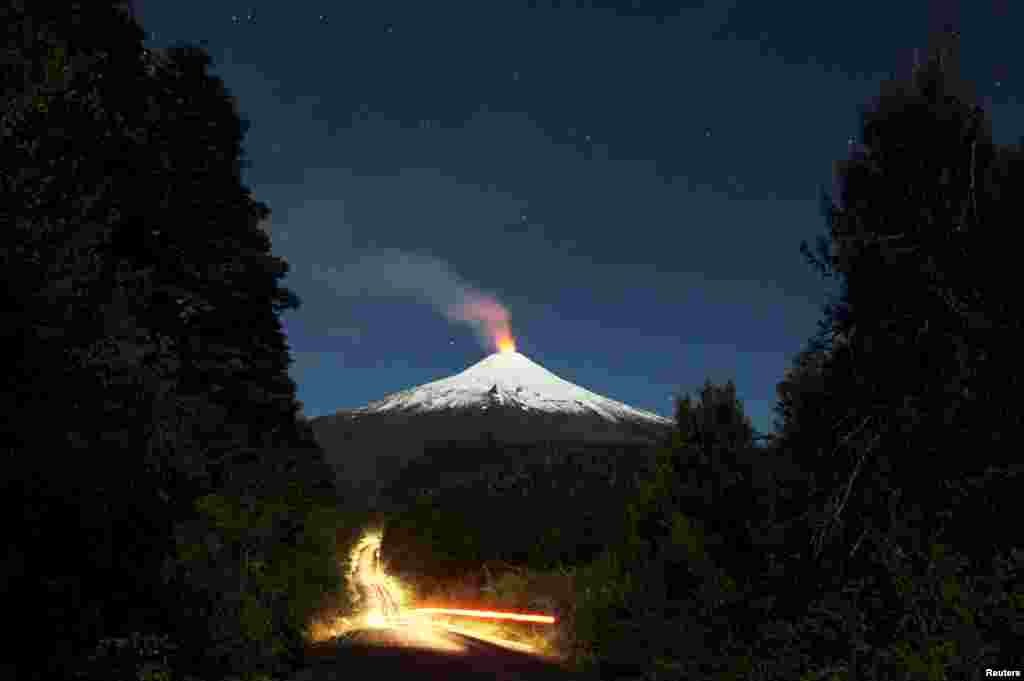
166, 472, 349, 676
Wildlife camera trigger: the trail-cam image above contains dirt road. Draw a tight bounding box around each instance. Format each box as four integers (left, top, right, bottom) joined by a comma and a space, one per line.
295, 630, 587, 681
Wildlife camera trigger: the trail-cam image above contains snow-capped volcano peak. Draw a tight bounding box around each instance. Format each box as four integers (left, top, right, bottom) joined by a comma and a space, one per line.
311, 351, 676, 505
356, 350, 673, 427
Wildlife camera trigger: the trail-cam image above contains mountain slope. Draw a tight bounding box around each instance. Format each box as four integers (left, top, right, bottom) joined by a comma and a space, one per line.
310, 351, 674, 507
357, 351, 672, 427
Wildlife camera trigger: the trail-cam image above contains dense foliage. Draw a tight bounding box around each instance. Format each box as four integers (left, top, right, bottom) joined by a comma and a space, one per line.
381, 438, 664, 579
2, 2, 356, 679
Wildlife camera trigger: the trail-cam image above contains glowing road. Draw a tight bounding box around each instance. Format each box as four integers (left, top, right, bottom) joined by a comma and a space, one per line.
293, 534, 578, 680
352, 533, 555, 630
356, 540, 401, 624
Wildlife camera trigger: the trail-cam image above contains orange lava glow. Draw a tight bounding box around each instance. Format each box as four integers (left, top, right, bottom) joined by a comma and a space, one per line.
497, 335, 516, 353
413, 607, 554, 624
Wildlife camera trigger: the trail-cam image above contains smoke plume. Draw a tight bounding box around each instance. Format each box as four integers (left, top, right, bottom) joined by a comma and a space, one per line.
311, 249, 512, 352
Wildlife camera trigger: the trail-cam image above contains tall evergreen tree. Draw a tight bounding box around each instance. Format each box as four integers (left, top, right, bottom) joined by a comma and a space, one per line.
673, 379, 756, 458
2, 5, 179, 677
791, 27, 1021, 578
2, 3, 345, 678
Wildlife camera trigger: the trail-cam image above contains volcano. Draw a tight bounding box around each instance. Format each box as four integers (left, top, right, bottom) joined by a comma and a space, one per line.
309, 351, 674, 505
357, 351, 670, 424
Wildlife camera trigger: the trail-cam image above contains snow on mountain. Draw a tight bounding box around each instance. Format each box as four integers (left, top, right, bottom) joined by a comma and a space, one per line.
355, 350, 673, 428
310, 351, 675, 508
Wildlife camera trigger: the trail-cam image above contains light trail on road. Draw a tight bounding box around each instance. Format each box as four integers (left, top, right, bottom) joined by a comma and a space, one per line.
412, 607, 555, 624
348, 532, 556, 655
431, 622, 542, 654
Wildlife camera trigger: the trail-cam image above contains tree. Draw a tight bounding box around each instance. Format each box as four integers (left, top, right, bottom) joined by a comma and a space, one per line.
105, 39, 341, 679
1, 4, 183, 678
1, 3, 346, 678
790, 27, 1022, 574
673, 379, 756, 459
565, 379, 780, 675
769, 28, 1024, 672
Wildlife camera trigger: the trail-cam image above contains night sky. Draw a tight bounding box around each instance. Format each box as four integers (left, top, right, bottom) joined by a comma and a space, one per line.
130, 1, 1021, 438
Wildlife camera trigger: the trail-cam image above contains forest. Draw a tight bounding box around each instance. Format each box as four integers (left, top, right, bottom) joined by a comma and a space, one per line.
3, 2, 1021, 679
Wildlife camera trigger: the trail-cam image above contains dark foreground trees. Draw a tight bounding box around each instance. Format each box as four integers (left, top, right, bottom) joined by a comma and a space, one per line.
2, 2, 353, 679
793, 28, 1022, 572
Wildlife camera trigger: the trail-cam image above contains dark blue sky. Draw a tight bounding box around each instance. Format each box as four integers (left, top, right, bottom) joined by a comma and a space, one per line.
133, 1, 1021, 437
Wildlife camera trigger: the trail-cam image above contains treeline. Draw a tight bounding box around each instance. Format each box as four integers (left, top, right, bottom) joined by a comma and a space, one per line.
2, 3, 363, 680
386, 437, 664, 503
382, 438, 665, 575
381, 30, 1023, 679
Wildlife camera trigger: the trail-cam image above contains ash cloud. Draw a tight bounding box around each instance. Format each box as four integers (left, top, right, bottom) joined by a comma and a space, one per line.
311, 249, 511, 351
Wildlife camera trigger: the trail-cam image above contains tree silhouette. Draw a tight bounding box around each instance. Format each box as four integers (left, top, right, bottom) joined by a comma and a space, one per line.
791, 28, 1021, 574
2, 3, 345, 679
